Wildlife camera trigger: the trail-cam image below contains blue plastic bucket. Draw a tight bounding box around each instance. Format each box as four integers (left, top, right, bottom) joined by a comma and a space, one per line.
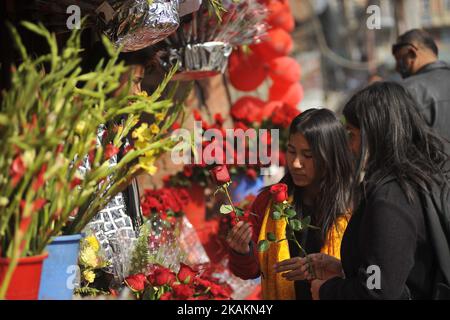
38, 234, 83, 300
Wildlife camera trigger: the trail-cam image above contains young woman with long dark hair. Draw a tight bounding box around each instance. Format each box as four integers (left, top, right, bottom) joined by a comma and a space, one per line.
226, 108, 354, 300
308, 81, 449, 300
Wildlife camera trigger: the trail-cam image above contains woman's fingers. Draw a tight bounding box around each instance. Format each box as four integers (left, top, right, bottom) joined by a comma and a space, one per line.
275, 257, 307, 273
281, 269, 307, 281
275, 257, 304, 268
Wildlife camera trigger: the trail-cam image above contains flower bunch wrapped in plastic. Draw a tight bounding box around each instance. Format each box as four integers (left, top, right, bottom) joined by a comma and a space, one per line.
75, 234, 110, 297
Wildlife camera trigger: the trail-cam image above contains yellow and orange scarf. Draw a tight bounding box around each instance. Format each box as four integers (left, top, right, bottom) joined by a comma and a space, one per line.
257, 196, 350, 300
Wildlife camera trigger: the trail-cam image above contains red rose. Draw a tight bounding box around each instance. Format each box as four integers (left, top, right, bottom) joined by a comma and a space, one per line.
210, 283, 230, 299
177, 263, 196, 284
142, 196, 162, 216
210, 165, 231, 186
104, 144, 119, 160
152, 267, 176, 286
159, 189, 181, 213
159, 292, 172, 300
270, 183, 288, 203
172, 284, 195, 300
125, 273, 147, 292
195, 277, 213, 290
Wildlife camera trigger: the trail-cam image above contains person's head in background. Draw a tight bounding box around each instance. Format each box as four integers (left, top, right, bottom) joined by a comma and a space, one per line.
392, 29, 439, 79
82, 42, 160, 96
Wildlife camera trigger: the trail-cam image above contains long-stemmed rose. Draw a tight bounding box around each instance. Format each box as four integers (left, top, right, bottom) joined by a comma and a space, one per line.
210, 165, 257, 225
257, 183, 319, 277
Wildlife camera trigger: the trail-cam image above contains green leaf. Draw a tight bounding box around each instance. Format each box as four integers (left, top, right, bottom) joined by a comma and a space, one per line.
285, 209, 297, 218
220, 204, 233, 214
257, 240, 270, 252
290, 219, 302, 231
267, 232, 276, 242
235, 207, 244, 217
271, 211, 281, 220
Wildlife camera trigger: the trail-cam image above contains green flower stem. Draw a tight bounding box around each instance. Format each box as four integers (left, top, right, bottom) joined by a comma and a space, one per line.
223, 184, 238, 221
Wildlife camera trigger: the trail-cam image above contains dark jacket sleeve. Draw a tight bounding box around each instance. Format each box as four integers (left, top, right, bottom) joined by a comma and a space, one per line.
228, 190, 271, 280
320, 185, 419, 299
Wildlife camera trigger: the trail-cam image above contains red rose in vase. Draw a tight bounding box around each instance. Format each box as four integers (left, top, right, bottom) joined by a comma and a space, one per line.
270, 183, 288, 203
210, 165, 231, 186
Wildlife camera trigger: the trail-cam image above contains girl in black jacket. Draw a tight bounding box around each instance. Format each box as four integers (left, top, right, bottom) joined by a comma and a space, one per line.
304, 82, 449, 299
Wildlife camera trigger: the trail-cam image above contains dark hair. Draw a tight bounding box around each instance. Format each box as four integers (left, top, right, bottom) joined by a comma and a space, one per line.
396, 29, 438, 56
343, 81, 449, 203
271, 108, 354, 243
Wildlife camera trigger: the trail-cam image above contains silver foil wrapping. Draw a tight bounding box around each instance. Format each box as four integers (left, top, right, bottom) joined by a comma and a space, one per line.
167, 41, 232, 81
97, 0, 181, 52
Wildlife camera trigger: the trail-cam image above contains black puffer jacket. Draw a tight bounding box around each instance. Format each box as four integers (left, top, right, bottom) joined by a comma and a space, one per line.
401, 61, 450, 142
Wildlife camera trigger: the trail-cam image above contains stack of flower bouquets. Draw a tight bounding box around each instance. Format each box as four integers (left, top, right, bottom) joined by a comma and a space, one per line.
159, 0, 268, 80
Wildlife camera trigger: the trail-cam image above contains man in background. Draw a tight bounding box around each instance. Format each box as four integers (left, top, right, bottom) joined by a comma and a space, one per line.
392, 29, 450, 142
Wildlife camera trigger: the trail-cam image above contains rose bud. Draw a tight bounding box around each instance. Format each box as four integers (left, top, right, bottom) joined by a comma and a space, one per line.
210, 165, 231, 186
269, 183, 288, 203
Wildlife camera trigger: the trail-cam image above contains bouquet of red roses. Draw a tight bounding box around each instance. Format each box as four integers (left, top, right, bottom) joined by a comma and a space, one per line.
124, 263, 232, 300
141, 187, 190, 227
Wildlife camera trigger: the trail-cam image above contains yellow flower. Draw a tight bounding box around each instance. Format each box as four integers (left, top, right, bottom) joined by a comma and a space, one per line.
85, 235, 100, 252
79, 247, 97, 268
132, 123, 152, 142
83, 270, 96, 284
137, 91, 148, 97
155, 113, 165, 121
139, 156, 158, 175
150, 124, 160, 134
0, 197, 9, 207
134, 140, 149, 150
75, 121, 86, 135
144, 149, 156, 158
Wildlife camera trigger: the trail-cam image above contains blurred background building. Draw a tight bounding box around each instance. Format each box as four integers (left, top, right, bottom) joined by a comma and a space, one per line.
290, 0, 450, 113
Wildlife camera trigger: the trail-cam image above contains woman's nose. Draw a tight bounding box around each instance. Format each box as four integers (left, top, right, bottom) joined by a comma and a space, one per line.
293, 157, 303, 169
